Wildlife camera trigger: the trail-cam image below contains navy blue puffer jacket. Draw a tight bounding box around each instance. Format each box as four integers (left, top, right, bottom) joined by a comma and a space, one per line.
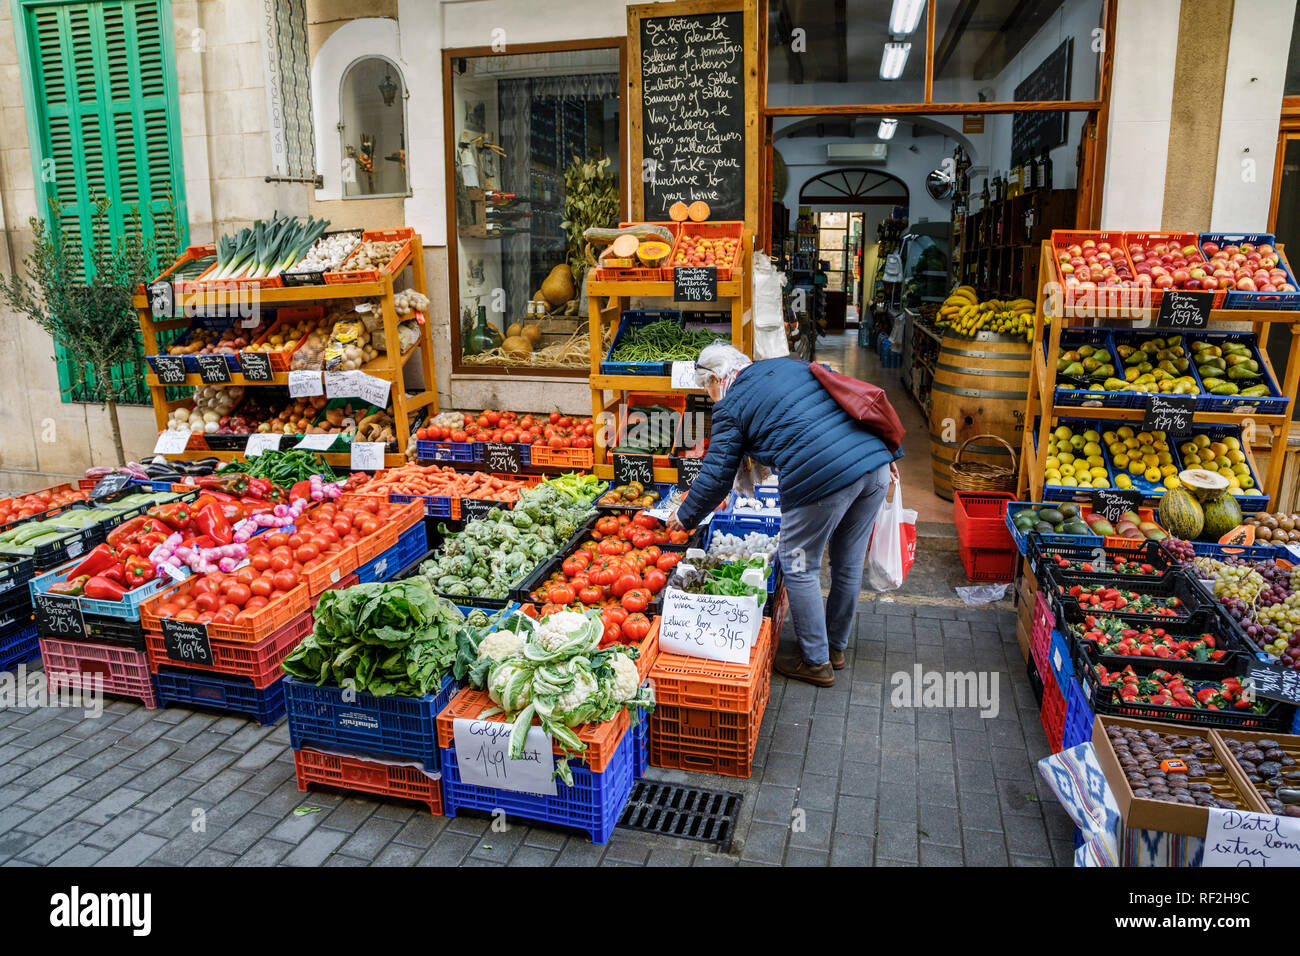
675, 357, 902, 528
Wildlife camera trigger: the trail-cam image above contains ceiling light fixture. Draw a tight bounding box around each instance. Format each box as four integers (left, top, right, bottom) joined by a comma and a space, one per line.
877, 118, 898, 140
889, 0, 925, 36
880, 42, 910, 81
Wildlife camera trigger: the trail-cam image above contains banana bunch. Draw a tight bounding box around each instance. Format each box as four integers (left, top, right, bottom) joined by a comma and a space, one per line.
937, 287, 1040, 340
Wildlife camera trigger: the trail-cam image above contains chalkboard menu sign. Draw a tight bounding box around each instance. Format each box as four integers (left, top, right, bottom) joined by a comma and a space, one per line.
674, 266, 718, 302
239, 350, 274, 382
195, 354, 232, 384
1155, 290, 1214, 330
34, 592, 85, 641
1244, 661, 1300, 706
461, 498, 510, 522
1011, 39, 1072, 168
673, 455, 703, 491
1089, 488, 1144, 522
153, 355, 187, 385
483, 442, 522, 474
614, 453, 654, 486
633, 7, 748, 223
162, 618, 213, 667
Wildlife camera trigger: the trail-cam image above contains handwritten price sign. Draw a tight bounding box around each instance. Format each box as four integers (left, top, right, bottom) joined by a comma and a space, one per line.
452, 718, 557, 796
1141, 394, 1195, 437
659, 588, 760, 663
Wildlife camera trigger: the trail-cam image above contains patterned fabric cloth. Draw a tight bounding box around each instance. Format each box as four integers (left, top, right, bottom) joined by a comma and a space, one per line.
1037, 742, 1122, 867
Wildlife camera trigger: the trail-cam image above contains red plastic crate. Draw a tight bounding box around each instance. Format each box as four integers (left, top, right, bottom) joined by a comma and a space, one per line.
1124, 231, 1225, 310
954, 492, 1015, 549
39, 637, 158, 708
958, 544, 1016, 582
293, 747, 442, 815
436, 688, 632, 773
1041, 670, 1066, 754
648, 661, 770, 778
1029, 591, 1053, 680
144, 608, 311, 687
194, 260, 283, 291
648, 618, 771, 712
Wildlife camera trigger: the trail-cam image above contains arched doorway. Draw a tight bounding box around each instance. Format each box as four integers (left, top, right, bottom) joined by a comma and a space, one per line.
798, 168, 909, 207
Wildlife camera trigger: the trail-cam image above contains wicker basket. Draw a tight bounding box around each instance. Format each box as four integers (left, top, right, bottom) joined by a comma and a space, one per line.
949, 434, 1018, 494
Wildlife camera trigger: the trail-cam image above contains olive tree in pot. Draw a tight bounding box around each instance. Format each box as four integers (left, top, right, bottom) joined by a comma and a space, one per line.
0, 197, 176, 466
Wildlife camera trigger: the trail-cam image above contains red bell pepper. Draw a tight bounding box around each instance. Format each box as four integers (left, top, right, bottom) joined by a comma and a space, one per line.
48, 574, 90, 596
106, 516, 146, 547
146, 501, 195, 531
67, 543, 117, 579
100, 565, 125, 585
245, 477, 273, 500
83, 576, 127, 601
194, 504, 232, 546
289, 480, 313, 503
122, 553, 156, 587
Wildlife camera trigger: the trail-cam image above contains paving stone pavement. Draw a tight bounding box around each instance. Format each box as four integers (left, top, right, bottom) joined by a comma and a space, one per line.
0, 599, 1073, 866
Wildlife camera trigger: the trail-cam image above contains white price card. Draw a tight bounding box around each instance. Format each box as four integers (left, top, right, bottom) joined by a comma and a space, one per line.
671, 360, 701, 390
350, 441, 386, 471
324, 370, 360, 398
453, 717, 557, 796
294, 433, 337, 451
356, 372, 391, 409
288, 370, 323, 398
1204, 808, 1300, 867
153, 430, 192, 455
244, 433, 282, 457
659, 588, 761, 664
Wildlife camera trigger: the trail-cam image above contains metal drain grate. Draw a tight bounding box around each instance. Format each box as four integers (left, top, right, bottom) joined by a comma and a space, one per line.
617, 780, 742, 851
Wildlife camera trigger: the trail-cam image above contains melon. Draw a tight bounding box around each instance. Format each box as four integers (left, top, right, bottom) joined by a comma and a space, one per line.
1158, 484, 1204, 539
1201, 494, 1243, 541
687, 200, 711, 222
637, 241, 671, 267
669, 202, 690, 222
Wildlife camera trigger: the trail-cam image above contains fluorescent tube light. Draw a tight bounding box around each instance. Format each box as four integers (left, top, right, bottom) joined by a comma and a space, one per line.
889, 0, 925, 35
880, 42, 911, 80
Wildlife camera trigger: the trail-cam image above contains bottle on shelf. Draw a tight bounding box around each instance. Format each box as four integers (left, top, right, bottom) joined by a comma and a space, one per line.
1041, 152, 1053, 191
981, 177, 990, 209
1025, 155, 1038, 193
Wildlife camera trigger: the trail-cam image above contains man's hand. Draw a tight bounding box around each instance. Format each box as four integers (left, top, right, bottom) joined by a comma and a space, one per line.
666, 511, 685, 532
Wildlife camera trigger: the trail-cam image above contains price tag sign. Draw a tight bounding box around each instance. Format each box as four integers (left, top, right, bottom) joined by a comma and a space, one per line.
244, 433, 282, 457
672, 455, 703, 491
1155, 289, 1214, 330
195, 354, 232, 384
161, 618, 213, 667
238, 351, 274, 382
1205, 808, 1300, 867
483, 442, 522, 474
324, 370, 360, 399
674, 266, 718, 302
460, 498, 510, 521
1088, 488, 1145, 523
288, 370, 324, 398
294, 433, 337, 452
153, 430, 192, 455
148, 280, 174, 318
152, 355, 187, 385
34, 592, 85, 641
350, 441, 386, 471
356, 372, 391, 409
659, 588, 760, 664
1141, 393, 1195, 437
453, 717, 557, 796
670, 361, 701, 391
90, 473, 132, 498
613, 453, 654, 486
1243, 661, 1300, 706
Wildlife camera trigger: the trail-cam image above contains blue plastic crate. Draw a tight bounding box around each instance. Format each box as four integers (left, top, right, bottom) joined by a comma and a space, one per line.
0, 623, 39, 672
439, 716, 636, 845
1051, 329, 1141, 410
1032, 417, 1117, 501
709, 509, 781, 539
470, 442, 532, 468
144, 324, 242, 375
596, 481, 675, 511
284, 672, 458, 772
1062, 675, 1094, 750
1199, 233, 1300, 311
1048, 629, 1074, 695
156, 668, 285, 726
1172, 424, 1269, 512
632, 708, 648, 779
1003, 501, 1102, 554
701, 522, 782, 594
355, 522, 428, 584
601, 310, 681, 376
722, 486, 781, 515
1190, 541, 1280, 562
1185, 331, 1288, 416
29, 558, 175, 622
388, 490, 455, 519
416, 440, 476, 463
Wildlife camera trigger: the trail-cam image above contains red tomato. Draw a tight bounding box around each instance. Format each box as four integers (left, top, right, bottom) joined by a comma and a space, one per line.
295, 544, 318, 563
245, 595, 269, 609
250, 553, 272, 572
578, 585, 603, 605
359, 519, 379, 537
643, 568, 667, 593
656, 553, 681, 572
250, 578, 273, 598
225, 584, 251, 607
621, 588, 650, 613
622, 612, 651, 641
611, 573, 640, 598
548, 584, 575, 605
272, 570, 298, 592
264, 533, 289, 549
234, 567, 258, 586
194, 592, 219, 612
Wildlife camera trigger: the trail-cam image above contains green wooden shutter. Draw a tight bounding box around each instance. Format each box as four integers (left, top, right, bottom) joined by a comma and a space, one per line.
16, 0, 188, 404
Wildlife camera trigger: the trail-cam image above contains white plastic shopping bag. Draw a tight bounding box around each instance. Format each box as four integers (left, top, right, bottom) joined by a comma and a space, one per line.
752, 251, 790, 359
867, 480, 917, 590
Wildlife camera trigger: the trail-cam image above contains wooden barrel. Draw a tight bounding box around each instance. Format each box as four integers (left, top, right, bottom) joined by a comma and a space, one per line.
928, 331, 1031, 501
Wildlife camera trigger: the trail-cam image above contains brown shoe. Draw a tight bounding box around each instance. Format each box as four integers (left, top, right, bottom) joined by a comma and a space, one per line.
774, 651, 835, 687
829, 648, 846, 670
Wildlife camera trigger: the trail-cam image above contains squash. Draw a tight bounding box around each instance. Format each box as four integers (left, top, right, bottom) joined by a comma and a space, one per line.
687, 201, 711, 222
637, 241, 671, 267
521, 324, 542, 345
583, 223, 675, 246
610, 234, 640, 258
1158, 484, 1204, 540
501, 335, 533, 358
505, 323, 523, 339
540, 265, 575, 305
669, 202, 690, 222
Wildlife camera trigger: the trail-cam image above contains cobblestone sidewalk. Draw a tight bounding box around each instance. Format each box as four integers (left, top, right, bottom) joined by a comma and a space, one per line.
0, 600, 1073, 866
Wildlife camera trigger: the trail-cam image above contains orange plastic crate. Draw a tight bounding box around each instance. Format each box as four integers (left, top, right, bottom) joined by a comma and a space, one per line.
649, 663, 771, 778
346, 498, 423, 564
648, 618, 772, 712
194, 261, 283, 290
300, 543, 359, 597
144, 608, 311, 687
435, 687, 632, 773
139, 580, 311, 645
249, 306, 324, 371
634, 617, 660, 681
527, 445, 595, 471
294, 748, 442, 815
324, 227, 415, 284
668, 220, 744, 281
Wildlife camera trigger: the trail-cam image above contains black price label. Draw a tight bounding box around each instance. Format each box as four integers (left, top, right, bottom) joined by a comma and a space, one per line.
238, 350, 274, 382
483, 442, 521, 474
195, 354, 232, 384
90, 474, 132, 499
153, 354, 187, 385
613, 453, 654, 485
1156, 290, 1214, 330
672, 455, 703, 491
460, 498, 510, 521
674, 267, 718, 302
1141, 393, 1195, 436
1244, 661, 1300, 706
162, 618, 213, 667
34, 592, 85, 641
148, 280, 174, 318
1088, 488, 1145, 523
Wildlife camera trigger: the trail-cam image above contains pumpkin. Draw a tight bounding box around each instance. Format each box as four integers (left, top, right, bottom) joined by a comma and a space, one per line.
501, 335, 533, 358
1158, 484, 1204, 540
637, 241, 671, 267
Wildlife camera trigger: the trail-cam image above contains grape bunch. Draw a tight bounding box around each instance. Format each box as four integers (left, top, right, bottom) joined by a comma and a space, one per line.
1159, 537, 1196, 565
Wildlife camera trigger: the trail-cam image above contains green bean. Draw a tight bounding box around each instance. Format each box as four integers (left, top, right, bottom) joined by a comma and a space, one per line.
611, 319, 730, 363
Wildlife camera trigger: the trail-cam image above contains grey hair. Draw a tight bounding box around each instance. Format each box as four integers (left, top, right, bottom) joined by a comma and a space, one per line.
695, 342, 752, 387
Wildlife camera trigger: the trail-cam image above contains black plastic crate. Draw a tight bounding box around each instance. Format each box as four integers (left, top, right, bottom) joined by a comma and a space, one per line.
1043, 567, 1211, 628
1060, 602, 1249, 674
81, 611, 147, 651
1028, 538, 1174, 582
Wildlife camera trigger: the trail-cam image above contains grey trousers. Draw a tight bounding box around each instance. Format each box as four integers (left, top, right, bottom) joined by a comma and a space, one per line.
776, 464, 892, 665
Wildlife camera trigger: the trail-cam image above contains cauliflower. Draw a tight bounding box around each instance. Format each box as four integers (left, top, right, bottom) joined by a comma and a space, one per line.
608, 652, 640, 703
476, 630, 524, 663
552, 669, 598, 715
487, 660, 532, 711
534, 611, 596, 652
